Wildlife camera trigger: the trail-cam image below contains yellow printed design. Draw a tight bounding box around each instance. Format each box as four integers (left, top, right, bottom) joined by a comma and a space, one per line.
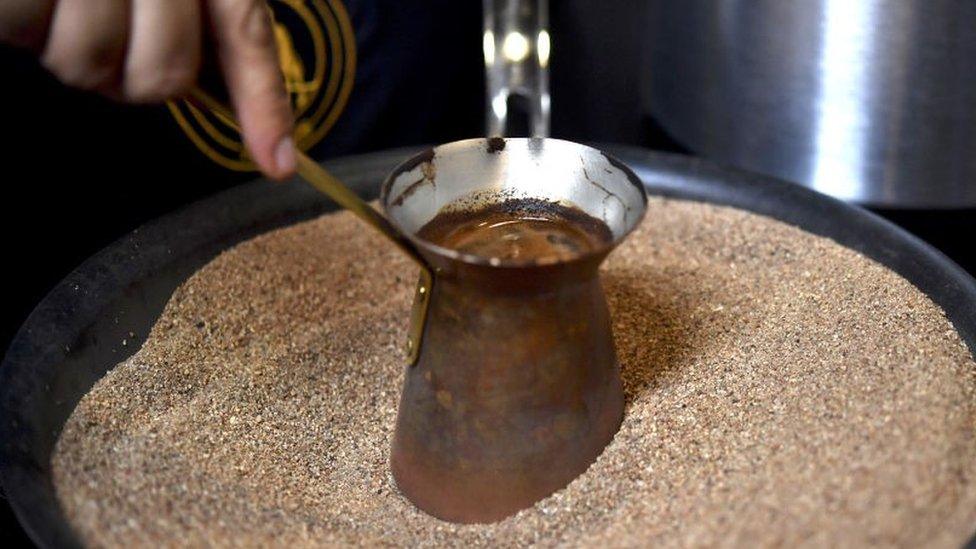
167, 0, 356, 171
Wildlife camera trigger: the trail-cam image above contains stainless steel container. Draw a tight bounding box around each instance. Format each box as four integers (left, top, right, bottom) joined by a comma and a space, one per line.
643, 0, 976, 208
484, 0, 550, 137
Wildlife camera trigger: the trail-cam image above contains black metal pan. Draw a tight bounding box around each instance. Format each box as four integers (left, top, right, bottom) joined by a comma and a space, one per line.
2, 146, 975, 547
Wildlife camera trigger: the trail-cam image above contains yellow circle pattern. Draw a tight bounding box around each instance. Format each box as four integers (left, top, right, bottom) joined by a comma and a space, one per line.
167, 0, 356, 172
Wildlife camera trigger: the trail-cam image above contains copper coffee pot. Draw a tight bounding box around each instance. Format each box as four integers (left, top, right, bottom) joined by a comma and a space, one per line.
187, 79, 647, 525
382, 137, 647, 522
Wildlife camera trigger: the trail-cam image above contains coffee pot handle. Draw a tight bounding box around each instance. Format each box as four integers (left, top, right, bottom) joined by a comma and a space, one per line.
484, 0, 550, 138
185, 87, 434, 366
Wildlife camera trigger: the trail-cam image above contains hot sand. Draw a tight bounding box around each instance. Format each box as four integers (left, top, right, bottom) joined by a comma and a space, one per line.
52, 198, 976, 547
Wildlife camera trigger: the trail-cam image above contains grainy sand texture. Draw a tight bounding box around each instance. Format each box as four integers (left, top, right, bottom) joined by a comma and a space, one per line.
53, 198, 976, 547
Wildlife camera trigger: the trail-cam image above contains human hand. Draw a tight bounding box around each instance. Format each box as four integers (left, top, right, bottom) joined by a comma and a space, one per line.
0, 0, 296, 179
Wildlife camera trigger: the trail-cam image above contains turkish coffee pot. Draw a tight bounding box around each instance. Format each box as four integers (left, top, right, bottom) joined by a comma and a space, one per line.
188, 0, 645, 524
382, 137, 646, 522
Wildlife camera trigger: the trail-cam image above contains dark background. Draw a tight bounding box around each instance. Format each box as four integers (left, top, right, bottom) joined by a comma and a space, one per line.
1, 2, 973, 545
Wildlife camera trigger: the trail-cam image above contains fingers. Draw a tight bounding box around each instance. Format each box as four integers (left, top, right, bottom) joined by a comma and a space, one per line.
0, 0, 56, 52
35, 0, 293, 180
42, 0, 129, 95
44, 0, 201, 102
123, 0, 201, 103
207, 0, 295, 179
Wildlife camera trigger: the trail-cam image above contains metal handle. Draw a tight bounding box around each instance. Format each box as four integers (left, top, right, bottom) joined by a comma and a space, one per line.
186, 87, 432, 365
483, 0, 550, 137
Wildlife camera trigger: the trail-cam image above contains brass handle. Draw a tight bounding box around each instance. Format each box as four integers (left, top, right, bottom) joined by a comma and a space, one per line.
186, 87, 432, 365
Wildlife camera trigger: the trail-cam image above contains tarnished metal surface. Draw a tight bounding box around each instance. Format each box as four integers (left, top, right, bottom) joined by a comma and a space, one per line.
381, 138, 647, 523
